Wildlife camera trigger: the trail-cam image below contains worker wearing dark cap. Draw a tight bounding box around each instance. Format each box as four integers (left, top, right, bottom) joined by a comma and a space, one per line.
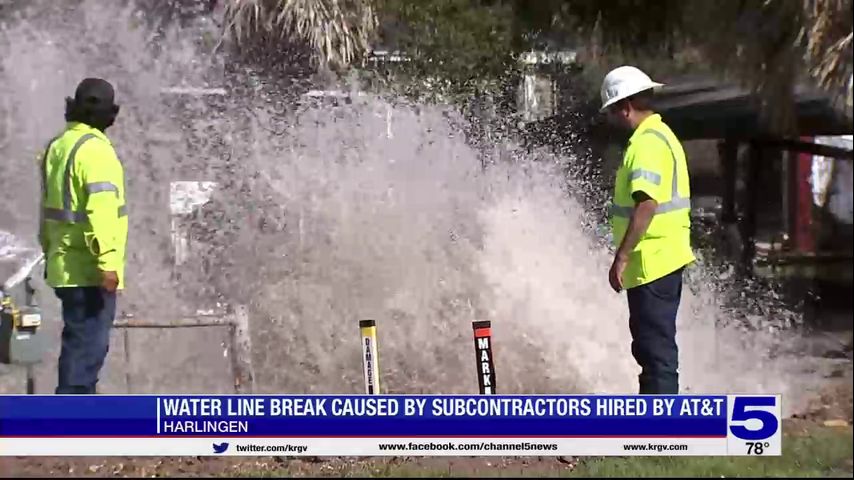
39, 78, 128, 394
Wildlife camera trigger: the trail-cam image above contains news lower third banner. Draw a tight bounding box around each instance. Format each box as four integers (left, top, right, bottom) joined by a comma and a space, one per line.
0, 395, 781, 457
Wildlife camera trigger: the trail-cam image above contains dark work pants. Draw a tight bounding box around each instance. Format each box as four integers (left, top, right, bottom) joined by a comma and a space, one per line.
626, 268, 683, 394
54, 287, 117, 394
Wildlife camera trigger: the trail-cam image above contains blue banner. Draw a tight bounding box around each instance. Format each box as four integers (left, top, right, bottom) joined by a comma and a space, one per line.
0, 395, 729, 438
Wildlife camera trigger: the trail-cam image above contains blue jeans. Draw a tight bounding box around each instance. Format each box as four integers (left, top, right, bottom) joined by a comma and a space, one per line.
626, 268, 683, 394
54, 287, 117, 394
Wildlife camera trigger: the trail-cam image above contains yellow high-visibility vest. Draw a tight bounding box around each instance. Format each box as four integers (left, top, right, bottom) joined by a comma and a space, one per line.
39, 122, 128, 289
609, 114, 695, 289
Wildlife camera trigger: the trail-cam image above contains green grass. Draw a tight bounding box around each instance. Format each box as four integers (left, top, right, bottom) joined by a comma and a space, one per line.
235, 423, 853, 478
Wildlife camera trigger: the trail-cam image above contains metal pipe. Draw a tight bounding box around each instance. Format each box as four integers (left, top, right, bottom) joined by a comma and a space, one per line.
114, 317, 234, 328
230, 305, 255, 394
26, 365, 35, 394
114, 307, 255, 395
160, 87, 227, 96
1, 251, 257, 395
124, 328, 133, 393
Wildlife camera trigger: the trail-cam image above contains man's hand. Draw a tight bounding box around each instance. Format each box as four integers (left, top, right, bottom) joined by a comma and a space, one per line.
609, 192, 657, 294
100, 270, 119, 293
609, 254, 628, 293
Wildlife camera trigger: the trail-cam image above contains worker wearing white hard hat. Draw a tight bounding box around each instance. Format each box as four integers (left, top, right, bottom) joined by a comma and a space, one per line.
600, 65, 695, 394
599, 65, 665, 112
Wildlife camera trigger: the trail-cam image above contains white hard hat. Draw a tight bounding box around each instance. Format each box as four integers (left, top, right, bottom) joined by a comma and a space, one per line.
599, 66, 664, 112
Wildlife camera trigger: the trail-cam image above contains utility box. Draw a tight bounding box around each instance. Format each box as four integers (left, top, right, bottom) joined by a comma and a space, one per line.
0, 237, 49, 367
0, 299, 46, 365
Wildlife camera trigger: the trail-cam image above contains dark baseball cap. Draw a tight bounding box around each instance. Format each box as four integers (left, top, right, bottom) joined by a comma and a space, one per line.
72, 78, 118, 109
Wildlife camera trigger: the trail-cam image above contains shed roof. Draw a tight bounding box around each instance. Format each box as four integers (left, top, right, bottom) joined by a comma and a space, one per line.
652, 80, 853, 140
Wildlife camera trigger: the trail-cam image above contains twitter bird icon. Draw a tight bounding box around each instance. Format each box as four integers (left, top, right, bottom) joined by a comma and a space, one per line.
212, 442, 229, 454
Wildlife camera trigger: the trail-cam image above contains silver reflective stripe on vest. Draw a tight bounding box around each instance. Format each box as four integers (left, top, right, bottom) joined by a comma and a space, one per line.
657, 196, 691, 213
86, 181, 119, 195
611, 129, 692, 218
42, 207, 89, 222
62, 134, 96, 212
42, 133, 127, 223
629, 169, 661, 185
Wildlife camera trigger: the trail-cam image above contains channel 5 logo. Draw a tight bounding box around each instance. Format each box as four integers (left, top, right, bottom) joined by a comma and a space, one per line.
728, 396, 780, 441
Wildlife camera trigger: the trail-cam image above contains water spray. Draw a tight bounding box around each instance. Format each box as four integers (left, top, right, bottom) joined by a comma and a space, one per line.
0, 0, 833, 414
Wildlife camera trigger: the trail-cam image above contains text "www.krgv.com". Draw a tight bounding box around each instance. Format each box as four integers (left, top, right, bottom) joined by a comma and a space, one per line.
623, 443, 689, 452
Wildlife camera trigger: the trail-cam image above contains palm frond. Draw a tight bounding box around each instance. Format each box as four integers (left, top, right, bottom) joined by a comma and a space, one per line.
684, 0, 852, 132
222, 0, 377, 69
801, 0, 853, 109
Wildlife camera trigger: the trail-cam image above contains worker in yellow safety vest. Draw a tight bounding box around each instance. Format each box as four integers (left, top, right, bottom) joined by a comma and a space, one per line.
600, 66, 695, 394
39, 78, 128, 394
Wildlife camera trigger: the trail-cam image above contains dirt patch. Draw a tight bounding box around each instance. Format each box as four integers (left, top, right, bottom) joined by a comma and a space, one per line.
791, 373, 854, 425
0, 455, 579, 478
0, 456, 286, 478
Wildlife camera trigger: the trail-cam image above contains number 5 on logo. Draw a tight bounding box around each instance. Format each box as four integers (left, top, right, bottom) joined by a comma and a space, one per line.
727, 395, 782, 456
